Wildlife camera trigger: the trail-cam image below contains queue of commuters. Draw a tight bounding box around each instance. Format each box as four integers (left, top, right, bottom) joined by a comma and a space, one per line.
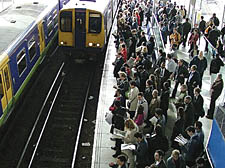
108, 0, 224, 168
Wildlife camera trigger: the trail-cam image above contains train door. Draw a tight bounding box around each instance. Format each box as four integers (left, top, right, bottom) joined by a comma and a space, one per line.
38, 21, 46, 54
0, 64, 13, 114
75, 9, 86, 49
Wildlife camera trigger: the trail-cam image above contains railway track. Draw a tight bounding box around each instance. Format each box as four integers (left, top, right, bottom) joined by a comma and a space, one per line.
17, 60, 95, 168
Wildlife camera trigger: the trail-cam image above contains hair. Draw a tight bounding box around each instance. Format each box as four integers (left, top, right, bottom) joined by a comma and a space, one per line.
194, 87, 201, 94
134, 132, 143, 139
119, 71, 127, 78
185, 95, 192, 102
130, 80, 136, 86
186, 18, 189, 22
155, 149, 165, 157
125, 119, 136, 130
186, 126, 196, 133
172, 149, 180, 157
117, 155, 127, 163
191, 65, 197, 70
178, 107, 184, 118
195, 121, 203, 129
201, 16, 204, 19
167, 53, 172, 59
181, 84, 187, 90
155, 124, 163, 136
138, 92, 144, 97
155, 108, 163, 116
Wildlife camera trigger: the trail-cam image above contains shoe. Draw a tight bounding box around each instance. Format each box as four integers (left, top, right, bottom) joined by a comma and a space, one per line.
111, 147, 116, 150
112, 153, 120, 158
205, 115, 213, 119
110, 137, 116, 141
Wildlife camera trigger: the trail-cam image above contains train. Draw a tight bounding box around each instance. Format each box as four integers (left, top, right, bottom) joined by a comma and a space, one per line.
0, 0, 120, 128
58, 0, 120, 56
0, 0, 71, 127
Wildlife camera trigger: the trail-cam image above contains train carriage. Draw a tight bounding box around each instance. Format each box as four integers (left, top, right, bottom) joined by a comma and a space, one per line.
58, 0, 120, 55
0, 0, 70, 127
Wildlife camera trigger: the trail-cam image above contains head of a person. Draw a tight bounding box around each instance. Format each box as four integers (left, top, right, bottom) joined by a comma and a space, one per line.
146, 79, 153, 87
186, 126, 195, 137
184, 95, 192, 104
115, 89, 122, 97
155, 124, 163, 136
171, 149, 180, 161
185, 18, 189, 22
191, 65, 197, 72
155, 108, 163, 118
178, 59, 183, 66
163, 81, 170, 90
125, 119, 136, 130
213, 13, 216, 17
198, 51, 204, 60
217, 73, 222, 80
134, 132, 143, 142
195, 121, 203, 131
119, 71, 127, 80
152, 89, 158, 98
201, 16, 204, 20
130, 80, 136, 88
160, 61, 166, 69
173, 28, 177, 33
180, 84, 187, 92
194, 87, 201, 97
177, 107, 184, 119
167, 53, 172, 60
116, 155, 127, 166
154, 149, 164, 162
137, 92, 144, 100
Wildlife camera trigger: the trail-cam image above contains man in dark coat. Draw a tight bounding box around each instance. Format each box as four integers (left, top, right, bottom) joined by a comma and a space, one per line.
206, 74, 224, 119
134, 132, 150, 168
210, 54, 224, 85
182, 18, 192, 47
198, 16, 206, 34
184, 96, 195, 129
208, 26, 221, 48
171, 59, 189, 98
109, 155, 127, 168
189, 51, 207, 88
193, 87, 204, 122
210, 13, 220, 27
137, 65, 149, 92
113, 53, 124, 78
180, 126, 202, 167
157, 62, 170, 89
186, 65, 200, 98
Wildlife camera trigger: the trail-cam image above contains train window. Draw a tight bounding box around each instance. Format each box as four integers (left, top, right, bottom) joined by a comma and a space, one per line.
28, 36, 37, 61
60, 11, 72, 32
17, 48, 27, 76
47, 20, 54, 36
4, 68, 10, 91
0, 74, 4, 98
89, 13, 102, 33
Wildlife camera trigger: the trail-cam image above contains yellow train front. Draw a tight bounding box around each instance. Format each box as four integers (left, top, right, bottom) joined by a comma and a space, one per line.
58, 0, 120, 57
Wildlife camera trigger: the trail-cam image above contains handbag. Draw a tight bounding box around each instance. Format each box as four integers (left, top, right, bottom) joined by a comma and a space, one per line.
105, 111, 113, 125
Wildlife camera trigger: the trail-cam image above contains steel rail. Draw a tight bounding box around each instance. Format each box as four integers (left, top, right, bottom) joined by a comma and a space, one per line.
16, 62, 65, 168
71, 68, 95, 168
28, 75, 65, 168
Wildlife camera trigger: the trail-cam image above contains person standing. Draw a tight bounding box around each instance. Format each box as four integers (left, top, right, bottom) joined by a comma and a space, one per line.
171, 59, 188, 98
128, 81, 139, 119
182, 18, 192, 47
167, 149, 186, 168
198, 16, 206, 35
189, 51, 207, 88
193, 88, 205, 122
209, 54, 224, 85
186, 65, 200, 98
206, 74, 224, 119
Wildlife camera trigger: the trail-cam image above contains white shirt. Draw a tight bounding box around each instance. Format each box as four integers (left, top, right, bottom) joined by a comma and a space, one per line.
166, 59, 177, 73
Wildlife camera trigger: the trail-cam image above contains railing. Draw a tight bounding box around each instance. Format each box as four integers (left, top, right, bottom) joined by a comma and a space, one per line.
151, 13, 166, 50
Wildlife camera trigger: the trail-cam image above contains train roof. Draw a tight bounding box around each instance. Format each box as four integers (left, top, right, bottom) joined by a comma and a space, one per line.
62, 0, 111, 13
0, 0, 57, 56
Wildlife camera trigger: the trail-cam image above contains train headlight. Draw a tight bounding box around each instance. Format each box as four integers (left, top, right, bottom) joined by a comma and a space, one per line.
89, 43, 93, 47
97, 44, 100, 47
60, 41, 64, 45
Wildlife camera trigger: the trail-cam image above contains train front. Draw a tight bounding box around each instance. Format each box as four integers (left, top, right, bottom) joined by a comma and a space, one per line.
58, 3, 105, 57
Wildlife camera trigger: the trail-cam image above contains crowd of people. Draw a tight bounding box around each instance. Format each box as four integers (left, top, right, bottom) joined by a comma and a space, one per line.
107, 0, 224, 168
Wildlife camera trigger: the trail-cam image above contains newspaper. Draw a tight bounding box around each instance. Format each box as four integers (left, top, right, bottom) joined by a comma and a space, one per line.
149, 116, 158, 125
121, 144, 136, 151
112, 128, 126, 139
174, 134, 188, 145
